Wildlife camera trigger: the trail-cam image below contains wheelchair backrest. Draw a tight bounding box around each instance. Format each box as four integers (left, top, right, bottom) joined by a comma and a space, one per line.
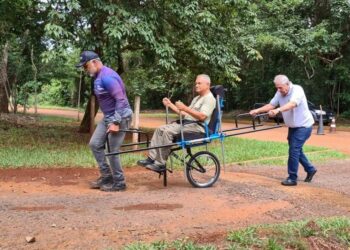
208, 85, 225, 134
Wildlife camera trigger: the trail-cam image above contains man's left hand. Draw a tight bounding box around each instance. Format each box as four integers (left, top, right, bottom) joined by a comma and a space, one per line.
268, 109, 279, 117
107, 124, 120, 133
175, 101, 187, 111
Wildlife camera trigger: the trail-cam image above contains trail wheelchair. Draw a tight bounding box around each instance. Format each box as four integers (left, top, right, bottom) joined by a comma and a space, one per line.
106, 85, 281, 188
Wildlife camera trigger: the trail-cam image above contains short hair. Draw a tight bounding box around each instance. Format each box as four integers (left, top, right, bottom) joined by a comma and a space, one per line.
91, 58, 101, 63
274, 75, 290, 85
196, 74, 211, 85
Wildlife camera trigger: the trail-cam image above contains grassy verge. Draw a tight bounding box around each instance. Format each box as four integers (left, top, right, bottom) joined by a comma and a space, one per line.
0, 115, 347, 169
124, 239, 215, 250
227, 217, 350, 250
37, 104, 85, 111
121, 217, 349, 250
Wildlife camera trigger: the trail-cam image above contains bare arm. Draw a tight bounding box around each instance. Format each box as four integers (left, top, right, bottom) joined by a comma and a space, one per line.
249, 103, 276, 116
268, 101, 297, 117
175, 101, 207, 122
163, 98, 189, 116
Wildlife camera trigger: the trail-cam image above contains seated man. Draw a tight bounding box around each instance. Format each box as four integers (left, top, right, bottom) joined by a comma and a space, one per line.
137, 74, 216, 172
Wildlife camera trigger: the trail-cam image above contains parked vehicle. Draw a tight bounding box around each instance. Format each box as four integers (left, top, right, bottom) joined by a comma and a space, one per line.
307, 101, 334, 125
252, 101, 334, 125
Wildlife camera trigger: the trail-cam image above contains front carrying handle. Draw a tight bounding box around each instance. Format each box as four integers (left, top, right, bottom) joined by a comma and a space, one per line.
234, 112, 271, 130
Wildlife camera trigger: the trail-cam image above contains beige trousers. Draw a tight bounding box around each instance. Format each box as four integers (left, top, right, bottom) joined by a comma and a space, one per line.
148, 123, 204, 165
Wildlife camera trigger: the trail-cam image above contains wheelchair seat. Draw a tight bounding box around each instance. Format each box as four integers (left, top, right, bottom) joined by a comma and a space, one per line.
173, 85, 225, 143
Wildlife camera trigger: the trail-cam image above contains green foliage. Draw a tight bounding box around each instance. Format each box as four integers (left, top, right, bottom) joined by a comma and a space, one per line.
2, 0, 350, 115
124, 217, 350, 249
17, 80, 42, 106
124, 239, 215, 250
42, 0, 260, 103
38, 79, 72, 106
227, 227, 261, 247
227, 217, 350, 249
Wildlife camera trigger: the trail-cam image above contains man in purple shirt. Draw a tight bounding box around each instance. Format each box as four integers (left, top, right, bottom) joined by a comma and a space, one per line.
76, 51, 133, 191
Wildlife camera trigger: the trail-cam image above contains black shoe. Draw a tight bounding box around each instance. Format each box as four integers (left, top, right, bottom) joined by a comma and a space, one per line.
281, 178, 297, 186
145, 163, 166, 173
90, 176, 113, 189
100, 182, 126, 192
137, 157, 155, 167
305, 170, 317, 182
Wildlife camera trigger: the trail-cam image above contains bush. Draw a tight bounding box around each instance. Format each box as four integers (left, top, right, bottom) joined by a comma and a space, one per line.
38, 79, 72, 106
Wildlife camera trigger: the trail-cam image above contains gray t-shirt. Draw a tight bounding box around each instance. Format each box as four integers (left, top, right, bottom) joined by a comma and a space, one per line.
270, 83, 314, 128
185, 92, 216, 124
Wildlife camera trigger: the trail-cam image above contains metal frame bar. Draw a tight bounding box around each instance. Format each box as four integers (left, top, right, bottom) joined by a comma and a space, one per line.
224, 124, 282, 137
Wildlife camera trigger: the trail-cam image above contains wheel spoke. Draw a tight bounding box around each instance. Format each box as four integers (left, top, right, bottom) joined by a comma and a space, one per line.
186, 151, 220, 188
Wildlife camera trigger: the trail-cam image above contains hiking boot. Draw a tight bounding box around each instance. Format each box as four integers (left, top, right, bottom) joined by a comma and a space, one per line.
137, 157, 155, 167
89, 176, 113, 189
304, 170, 317, 182
100, 182, 126, 192
281, 178, 297, 186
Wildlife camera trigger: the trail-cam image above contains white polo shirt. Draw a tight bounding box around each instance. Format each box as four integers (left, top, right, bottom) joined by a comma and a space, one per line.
270, 83, 314, 128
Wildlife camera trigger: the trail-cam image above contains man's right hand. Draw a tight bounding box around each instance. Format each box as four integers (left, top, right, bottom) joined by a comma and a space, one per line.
162, 97, 171, 107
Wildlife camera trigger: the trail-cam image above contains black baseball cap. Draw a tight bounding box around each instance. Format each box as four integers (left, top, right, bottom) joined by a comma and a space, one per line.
76, 51, 100, 68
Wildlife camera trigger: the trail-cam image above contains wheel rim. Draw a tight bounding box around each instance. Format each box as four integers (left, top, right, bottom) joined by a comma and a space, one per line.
187, 152, 219, 187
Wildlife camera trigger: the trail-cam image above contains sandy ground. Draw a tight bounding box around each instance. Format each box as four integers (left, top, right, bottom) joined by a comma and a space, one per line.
0, 160, 349, 249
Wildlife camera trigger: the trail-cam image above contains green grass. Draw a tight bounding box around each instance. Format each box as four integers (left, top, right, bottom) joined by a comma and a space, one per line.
171, 138, 346, 169
123, 239, 215, 250
227, 217, 350, 250
0, 115, 347, 168
37, 104, 85, 111
119, 217, 349, 250
38, 114, 78, 123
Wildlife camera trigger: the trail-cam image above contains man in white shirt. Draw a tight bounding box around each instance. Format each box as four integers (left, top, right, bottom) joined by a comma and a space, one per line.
250, 75, 317, 186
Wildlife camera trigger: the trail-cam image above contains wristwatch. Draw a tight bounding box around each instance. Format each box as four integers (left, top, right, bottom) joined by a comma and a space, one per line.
113, 121, 120, 125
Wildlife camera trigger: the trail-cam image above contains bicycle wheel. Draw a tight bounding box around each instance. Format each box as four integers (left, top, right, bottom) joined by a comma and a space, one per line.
185, 151, 220, 188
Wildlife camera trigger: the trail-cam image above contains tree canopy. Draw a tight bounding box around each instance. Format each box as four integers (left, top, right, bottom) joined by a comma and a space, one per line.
1, 0, 349, 119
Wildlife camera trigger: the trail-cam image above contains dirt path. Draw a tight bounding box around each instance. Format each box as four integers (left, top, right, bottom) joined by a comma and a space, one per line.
1, 158, 350, 249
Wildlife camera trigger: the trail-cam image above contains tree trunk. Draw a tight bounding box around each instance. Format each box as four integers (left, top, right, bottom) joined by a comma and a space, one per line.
132, 96, 141, 149
31, 46, 38, 114
0, 42, 9, 113
90, 95, 96, 136
77, 70, 82, 121
78, 94, 99, 133
12, 76, 17, 113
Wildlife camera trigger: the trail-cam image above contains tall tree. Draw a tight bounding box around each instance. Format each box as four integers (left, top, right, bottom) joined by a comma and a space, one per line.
0, 43, 9, 113
43, 0, 261, 131
0, 0, 49, 113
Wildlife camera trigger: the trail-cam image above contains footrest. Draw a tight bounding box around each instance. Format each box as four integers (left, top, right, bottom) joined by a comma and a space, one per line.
144, 165, 168, 187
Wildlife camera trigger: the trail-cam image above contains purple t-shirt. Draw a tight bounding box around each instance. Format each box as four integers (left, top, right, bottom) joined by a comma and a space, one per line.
94, 66, 132, 124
